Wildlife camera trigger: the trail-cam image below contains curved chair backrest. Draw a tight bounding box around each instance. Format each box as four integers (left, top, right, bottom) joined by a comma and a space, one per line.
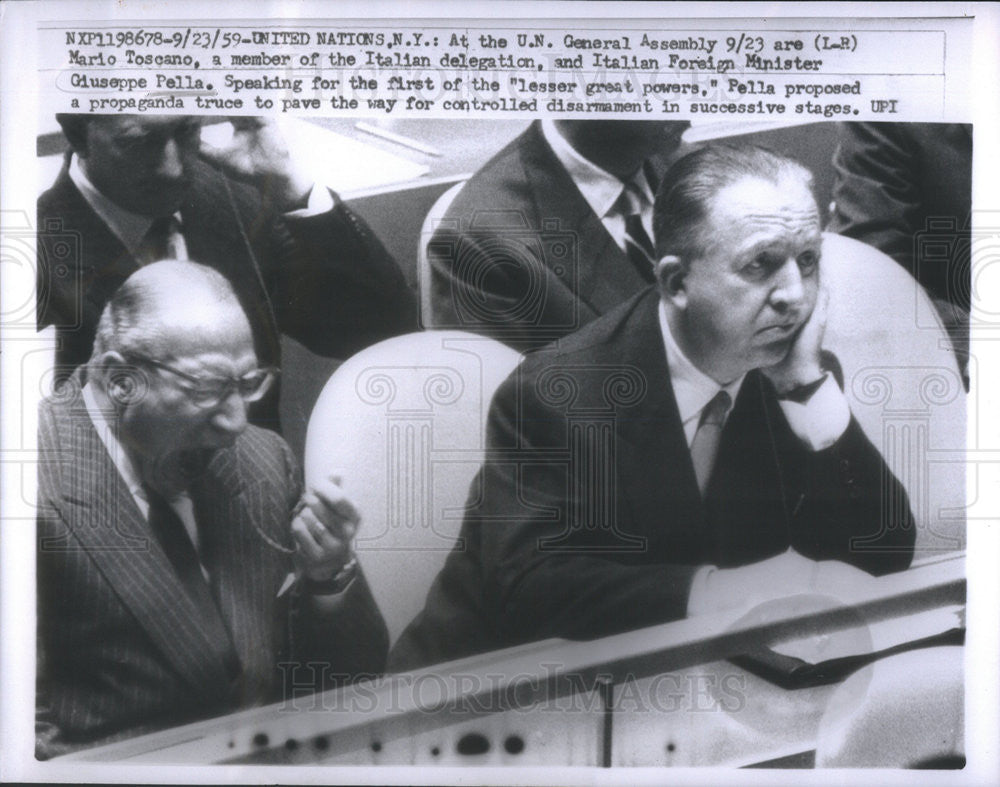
417, 180, 467, 329
819, 232, 965, 557
304, 330, 521, 645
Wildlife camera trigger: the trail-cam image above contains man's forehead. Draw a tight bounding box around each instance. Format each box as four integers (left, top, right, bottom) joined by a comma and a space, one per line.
97, 115, 201, 136
169, 347, 259, 374
709, 175, 819, 230
156, 323, 257, 370
144, 291, 254, 355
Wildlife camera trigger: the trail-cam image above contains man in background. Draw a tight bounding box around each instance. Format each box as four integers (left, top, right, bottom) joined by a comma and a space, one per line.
426, 120, 690, 351
36, 261, 388, 758
37, 114, 418, 430
828, 122, 972, 379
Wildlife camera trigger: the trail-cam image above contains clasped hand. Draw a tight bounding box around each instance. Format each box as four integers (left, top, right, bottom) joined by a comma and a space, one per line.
289, 473, 358, 582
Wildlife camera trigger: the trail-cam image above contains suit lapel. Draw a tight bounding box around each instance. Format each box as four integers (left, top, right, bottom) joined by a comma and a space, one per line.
705, 373, 792, 566
609, 293, 709, 561
572, 292, 800, 569
44, 168, 140, 329
520, 123, 648, 318
181, 162, 251, 281
47, 384, 241, 703
193, 447, 290, 707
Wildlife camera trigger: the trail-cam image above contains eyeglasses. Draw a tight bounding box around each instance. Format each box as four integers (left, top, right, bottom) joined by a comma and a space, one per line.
126, 353, 278, 409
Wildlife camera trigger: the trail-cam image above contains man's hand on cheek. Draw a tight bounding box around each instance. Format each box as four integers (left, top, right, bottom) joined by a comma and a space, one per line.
762, 285, 829, 396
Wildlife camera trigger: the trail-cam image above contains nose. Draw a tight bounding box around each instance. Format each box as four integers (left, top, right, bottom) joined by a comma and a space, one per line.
769, 257, 806, 314
210, 389, 249, 437
156, 138, 185, 180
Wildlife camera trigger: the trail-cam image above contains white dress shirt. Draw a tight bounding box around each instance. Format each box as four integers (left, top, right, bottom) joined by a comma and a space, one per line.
540, 120, 655, 250
68, 153, 333, 262
658, 300, 851, 452
656, 300, 855, 615
69, 155, 188, 260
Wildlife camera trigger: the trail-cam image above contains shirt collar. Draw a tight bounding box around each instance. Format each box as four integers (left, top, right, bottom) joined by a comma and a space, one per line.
540, 120, 654, 220
68, 154, 181, 256
658, 299, 744, 432
82, 380, 148, 501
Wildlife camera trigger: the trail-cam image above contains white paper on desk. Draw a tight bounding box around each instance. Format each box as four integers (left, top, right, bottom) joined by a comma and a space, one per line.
200, 118, 429, 194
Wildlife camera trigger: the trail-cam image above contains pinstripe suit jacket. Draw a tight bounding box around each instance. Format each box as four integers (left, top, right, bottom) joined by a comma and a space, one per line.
36, 375, 389, 758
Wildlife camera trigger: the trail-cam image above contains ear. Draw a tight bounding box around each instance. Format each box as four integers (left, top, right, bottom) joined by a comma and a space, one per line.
98, 351, 148, 407
655, 255, 688, 308
56, 116, 90, 158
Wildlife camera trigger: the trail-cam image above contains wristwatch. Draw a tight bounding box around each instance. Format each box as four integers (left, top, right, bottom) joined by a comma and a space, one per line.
777, 372, 829, 404
304, 555, 358, 595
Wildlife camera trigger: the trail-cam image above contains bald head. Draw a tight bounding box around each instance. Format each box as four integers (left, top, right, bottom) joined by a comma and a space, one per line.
88, 261, 261, 495
91, 260, 252, 368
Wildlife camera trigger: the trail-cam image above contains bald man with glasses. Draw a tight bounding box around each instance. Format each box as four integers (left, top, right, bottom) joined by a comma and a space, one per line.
35, 260, 388, 759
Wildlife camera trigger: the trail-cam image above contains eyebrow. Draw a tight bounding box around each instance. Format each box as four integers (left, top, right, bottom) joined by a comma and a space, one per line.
734, 229, 822, 263
739, 208, 819, 228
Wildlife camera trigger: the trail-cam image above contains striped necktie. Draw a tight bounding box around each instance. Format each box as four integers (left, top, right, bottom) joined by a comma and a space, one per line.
691, 390, 732, 496
617, 181, 656, 283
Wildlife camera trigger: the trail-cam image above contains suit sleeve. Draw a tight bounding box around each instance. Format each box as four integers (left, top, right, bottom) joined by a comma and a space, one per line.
828, 122, 921, 273
476, 366, 915, 649
773, 401, 917, 577
276, 437, 389, 689
474, 372, 702, 648
35, 401, 72, 759
289, 571, 389, 690
262, 193, 418, 359
427, 221, 569, 354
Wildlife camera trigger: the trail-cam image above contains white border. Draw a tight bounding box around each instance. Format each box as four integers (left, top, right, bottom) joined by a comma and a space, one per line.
3, 2, 998, 784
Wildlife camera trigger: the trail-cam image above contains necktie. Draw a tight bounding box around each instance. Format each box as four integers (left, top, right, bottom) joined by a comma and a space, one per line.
690, 390, 731, 496
617, 182, 656, 283
144, 487, 209, 594
144, 487, 242, 693
138, 215, 183, 265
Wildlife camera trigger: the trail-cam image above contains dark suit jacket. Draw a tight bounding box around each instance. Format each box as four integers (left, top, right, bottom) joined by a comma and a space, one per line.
36, 374, 389, 758
828, 122, 972, 315
427, 121, 671, 352
37, 157, 418, 425
389, 289, 916, 671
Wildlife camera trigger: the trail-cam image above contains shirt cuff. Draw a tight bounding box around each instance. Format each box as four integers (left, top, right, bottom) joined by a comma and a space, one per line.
285, 184, 335, 217
685, 564, 719, 618
305, 556, 358, 596
778, 373, 851, 451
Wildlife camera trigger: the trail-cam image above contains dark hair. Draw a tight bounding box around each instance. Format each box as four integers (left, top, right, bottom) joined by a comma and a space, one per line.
54, 114, 96, 152
653, 143, 815, 264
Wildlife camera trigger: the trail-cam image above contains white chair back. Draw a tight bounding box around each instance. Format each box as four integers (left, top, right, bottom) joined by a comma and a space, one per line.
820, 232, 965, 557
304, 330, 521, 645
417, 180, 467, 328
